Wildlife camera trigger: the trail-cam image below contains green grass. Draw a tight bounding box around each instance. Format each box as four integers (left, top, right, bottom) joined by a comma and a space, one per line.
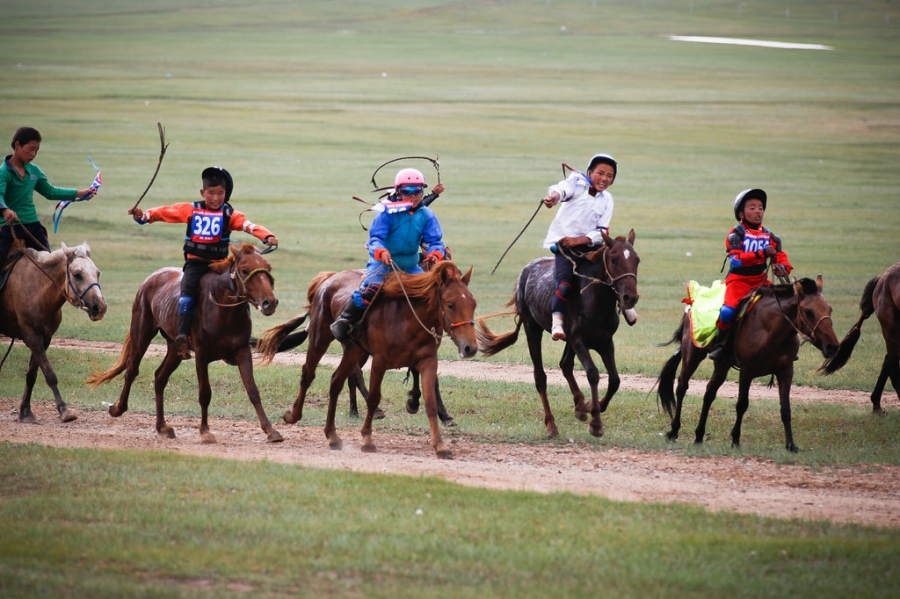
1, 443, 899, 599
1, 1, 900, 595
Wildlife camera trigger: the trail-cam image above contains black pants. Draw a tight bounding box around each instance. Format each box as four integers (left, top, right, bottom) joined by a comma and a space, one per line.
0, 221, 49, 268
551, 244, 592, 314
181, 258, 211, 302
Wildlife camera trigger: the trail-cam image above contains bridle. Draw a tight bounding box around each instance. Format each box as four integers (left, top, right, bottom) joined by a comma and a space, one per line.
209, 257, 275, 309
65, 258, 102, 313
563, 242, 638, 314
774, 289, 833, 348
388, 261, 474, 345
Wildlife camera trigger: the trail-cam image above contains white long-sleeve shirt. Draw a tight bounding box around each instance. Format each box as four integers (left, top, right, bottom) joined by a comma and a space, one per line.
542, 172, 614, 250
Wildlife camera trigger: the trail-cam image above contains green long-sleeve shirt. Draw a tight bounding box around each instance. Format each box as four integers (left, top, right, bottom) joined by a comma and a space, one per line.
0, 155, 77, 225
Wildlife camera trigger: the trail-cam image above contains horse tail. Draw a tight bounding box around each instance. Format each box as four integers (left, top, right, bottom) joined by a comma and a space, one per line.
255, 313, 309, 365
476, 300, 522, 357
656, 319, 685, 417
85, 332, 133, 389
820, 275, 880, 375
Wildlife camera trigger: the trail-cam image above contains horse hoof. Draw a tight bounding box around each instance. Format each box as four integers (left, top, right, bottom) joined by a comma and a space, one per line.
441, 418, 457, 428
361, 443, 376, 453
574, 410, 589, 422
108, 405, 125, 418
59, 409, 77, 423
158, 427, 176, 440
546, 425, 559, 438
435, 448, 453, 460
328, 438, 343, 450
374, 409, 386, 420
589, 422, 604, 438
267, 430, 284, 443
787, 444, 800, 454
17, 414, 37, 424
201, 432, 217, 444
873, 408, 886, 417
406, 401, 419, 415
665, 431, 678, 442
282, 411, 298, 424
599, 400, 610, 413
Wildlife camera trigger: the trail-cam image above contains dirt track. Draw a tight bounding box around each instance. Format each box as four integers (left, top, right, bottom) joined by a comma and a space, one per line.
2, 337, 899, 529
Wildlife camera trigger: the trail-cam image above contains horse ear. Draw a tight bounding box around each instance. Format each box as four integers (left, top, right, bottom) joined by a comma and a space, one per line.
461, 265, 473, 286
793, 280, 804, 296
61, 241, 69, 251
601, 230, 614, 247
82, 241, 91, 256
816, 274, 824, 293
230, 243, 240, 257
586, 248, 605, 263
627, 228, 636, 245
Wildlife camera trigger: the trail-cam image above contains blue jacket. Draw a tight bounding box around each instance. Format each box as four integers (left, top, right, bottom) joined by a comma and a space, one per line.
366, 204, 444, 272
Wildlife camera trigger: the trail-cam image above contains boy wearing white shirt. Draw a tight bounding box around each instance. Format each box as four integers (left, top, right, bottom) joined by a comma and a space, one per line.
541, 153, 636, 340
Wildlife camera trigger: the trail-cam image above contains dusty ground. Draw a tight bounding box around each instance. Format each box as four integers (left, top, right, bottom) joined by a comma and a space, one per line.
2, 337, 899, 529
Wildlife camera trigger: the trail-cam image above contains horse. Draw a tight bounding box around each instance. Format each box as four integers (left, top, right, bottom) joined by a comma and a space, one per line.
657, 276, 840, 453
0, 242, 107, 423
253, 268, 456, 425
477, 230, 640, 438
821, 262, 900, 413
257, 261, 477, 458
86, 243, 282, 443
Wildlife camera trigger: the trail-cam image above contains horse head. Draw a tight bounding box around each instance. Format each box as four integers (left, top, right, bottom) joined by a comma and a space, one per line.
231, 243, 278, 316
593, 228, 640, 312
435, 262, 478, 359
62, 242, 107, 321
793, 274, 839, 359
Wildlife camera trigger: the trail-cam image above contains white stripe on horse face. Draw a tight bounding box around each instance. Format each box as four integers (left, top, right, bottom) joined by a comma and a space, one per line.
624, 249, 630, 260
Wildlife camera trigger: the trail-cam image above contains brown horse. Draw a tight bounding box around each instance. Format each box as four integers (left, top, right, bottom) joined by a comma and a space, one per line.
657, 276, 840, 452
477, 230, 640, 438
253, 268, 456, 425
257, 261, 477, 458
0, 242, 107, 423
86, 243, 282, 443
821, 262, 900, 413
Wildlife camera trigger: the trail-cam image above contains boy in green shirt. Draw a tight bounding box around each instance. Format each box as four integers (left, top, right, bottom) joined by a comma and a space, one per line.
0, 127, 97, 268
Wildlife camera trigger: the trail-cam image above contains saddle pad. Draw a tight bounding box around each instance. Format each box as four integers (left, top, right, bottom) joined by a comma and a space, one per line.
682, 280, 725, 348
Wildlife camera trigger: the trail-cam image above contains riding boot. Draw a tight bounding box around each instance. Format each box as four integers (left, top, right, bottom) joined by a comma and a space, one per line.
551, 312, 566, 341
175, 312, 193, 360
331, 302, 366, 342
707, 327, 729, 362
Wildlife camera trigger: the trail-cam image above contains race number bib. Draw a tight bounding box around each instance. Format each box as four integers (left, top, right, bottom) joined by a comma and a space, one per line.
189, 209, 224, 244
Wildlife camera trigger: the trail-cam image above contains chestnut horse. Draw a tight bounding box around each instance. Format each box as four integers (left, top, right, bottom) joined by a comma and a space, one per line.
253, 268, 456, 425
657, 276, 840, 452
0, 242, 107, 423
477, 230, 640, 438
86, 243, 282, 443
257, 261, 477, 458
821, 262, 900, 413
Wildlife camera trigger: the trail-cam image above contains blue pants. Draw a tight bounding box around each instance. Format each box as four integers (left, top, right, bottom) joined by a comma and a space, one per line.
351, 261, 425, 309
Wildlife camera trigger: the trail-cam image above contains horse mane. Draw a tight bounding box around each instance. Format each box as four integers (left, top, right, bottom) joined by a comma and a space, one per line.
25, 243, 90, 267
378, 261, 459, 310
208, 243, 258, 274
760, 277, 817, 299
306, 271, 337, 308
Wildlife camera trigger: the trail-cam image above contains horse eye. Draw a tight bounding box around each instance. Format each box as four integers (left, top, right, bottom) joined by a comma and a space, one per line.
805, 309, 815, 320
447, 303, 455, 311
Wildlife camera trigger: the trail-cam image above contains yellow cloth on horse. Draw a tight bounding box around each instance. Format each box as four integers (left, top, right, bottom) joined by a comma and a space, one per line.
683, 280, 725, 348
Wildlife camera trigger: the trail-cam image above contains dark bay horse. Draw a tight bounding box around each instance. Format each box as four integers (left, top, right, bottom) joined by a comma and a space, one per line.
821, 262, 900, 413
257, 261, 477, 458
86, 243, 282, 443
477, 230, 640, 438
0, 242, 107, 423
253, 268, 456, 425
657, 276, 840, 452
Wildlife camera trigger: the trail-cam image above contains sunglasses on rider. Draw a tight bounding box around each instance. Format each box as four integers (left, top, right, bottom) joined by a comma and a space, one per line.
397, 185, 424, 197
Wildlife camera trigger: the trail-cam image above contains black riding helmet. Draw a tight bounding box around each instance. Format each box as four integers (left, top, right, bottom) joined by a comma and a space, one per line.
586, 153, 618, 183
733, 188, 767, 222
201, 166, 234, 202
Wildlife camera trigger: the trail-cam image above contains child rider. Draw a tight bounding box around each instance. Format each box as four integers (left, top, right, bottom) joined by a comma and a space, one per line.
707, 188, 792, 362
128, 166, 278, 359
330, 167, 445, 342
541, 153, 636, 341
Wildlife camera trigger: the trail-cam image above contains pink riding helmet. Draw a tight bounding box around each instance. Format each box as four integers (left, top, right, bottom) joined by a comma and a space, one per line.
394, 168, 427, 188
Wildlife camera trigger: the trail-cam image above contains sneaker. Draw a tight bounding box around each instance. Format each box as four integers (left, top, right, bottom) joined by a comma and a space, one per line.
551, 313, 566, 341
623, 308, 638, 326
174, 334, 193, 360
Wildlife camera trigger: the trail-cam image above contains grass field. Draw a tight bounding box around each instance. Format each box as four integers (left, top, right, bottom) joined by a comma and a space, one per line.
1, 1, 899, 597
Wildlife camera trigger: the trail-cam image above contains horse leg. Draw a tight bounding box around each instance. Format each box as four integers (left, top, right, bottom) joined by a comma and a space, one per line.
669, 352, 702, 442
775, 368, 799, 453
234, 346, 283, 442
420, 359, 451, 459
195, 359, 217, 444
434, 377, 455, 427
152, 351, 183, 439
284, 336, 329, 425
693, 363, 729, 445
360, 367, 385, 453
730, 375, 752, 450
559, 344, 589, 422
524, 323, 557, 437
596, 341, 620, 414
324, 351, 362, 450
109, 320, 156, 418
16, 351, 40, 424
887, 355, 900, 408
571, 340, 606, 438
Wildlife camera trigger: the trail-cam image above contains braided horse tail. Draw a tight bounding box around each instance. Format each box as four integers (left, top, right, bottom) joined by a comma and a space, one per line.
820, 275, 880, 374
